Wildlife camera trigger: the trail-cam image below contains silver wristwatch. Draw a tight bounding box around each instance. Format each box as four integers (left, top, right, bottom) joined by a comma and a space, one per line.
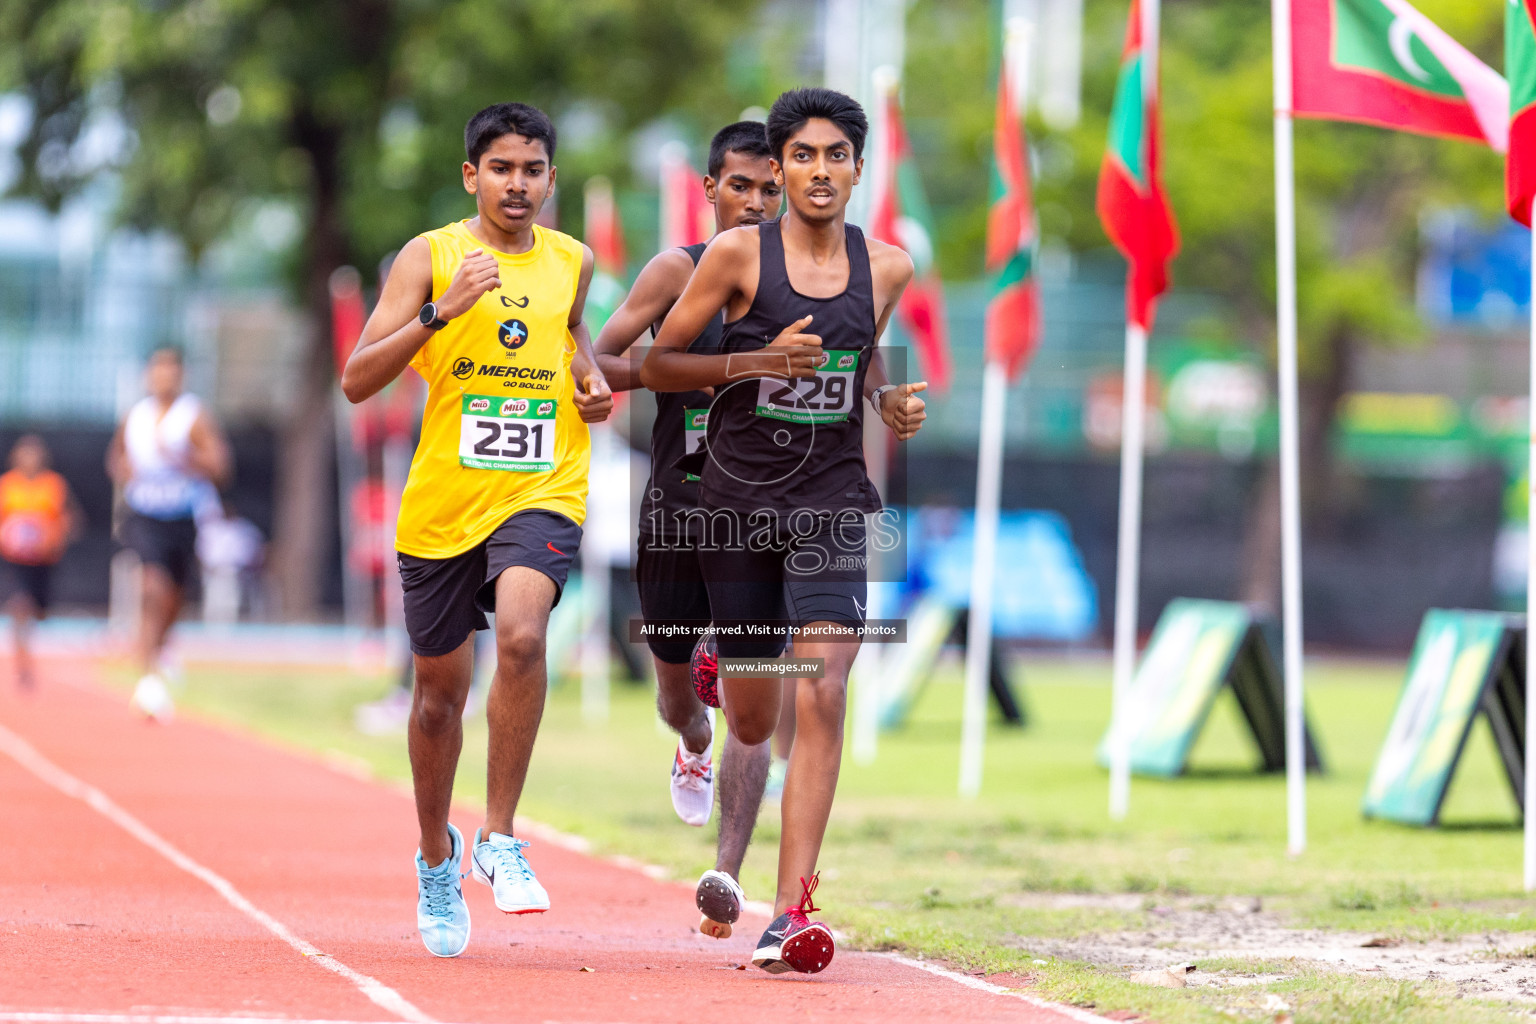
869, 383, 898, 412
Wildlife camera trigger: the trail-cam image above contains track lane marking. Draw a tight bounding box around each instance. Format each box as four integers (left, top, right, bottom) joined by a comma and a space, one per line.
0, 1016, 459, 1024
0, 722, 434, 1024
872, 954, 1121, 1024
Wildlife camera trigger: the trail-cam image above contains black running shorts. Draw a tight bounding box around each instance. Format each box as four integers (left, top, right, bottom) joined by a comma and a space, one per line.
122, 512, 198, 588
1, 560, 54, 614
697, 511, 867, 660
397, 509, 582, 658
635, 536, 712, 664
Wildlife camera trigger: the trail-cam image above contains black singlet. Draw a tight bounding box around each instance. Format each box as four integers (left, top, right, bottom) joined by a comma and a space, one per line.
639, 242, 723, 541
694, 218, 881, 517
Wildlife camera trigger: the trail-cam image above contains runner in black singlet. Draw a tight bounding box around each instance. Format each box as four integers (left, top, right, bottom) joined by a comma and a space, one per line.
593, 122, 783, 939
641, 88, 928, 977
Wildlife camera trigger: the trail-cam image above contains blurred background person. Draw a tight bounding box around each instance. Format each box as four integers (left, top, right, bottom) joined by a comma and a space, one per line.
0, 435, 79, 692
108, 346, 232, 721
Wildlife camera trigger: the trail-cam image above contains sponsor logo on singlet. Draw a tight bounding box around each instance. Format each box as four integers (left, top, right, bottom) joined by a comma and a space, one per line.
452, 357, 476, 379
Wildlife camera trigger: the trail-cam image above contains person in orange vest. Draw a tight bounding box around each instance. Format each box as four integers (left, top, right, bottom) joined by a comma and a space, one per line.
0, 435, 79, 691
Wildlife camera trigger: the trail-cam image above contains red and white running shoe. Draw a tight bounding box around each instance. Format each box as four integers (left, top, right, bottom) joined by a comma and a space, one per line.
669, 709, 714, 827
690, 631, 720, 708
751, 873, 834, 975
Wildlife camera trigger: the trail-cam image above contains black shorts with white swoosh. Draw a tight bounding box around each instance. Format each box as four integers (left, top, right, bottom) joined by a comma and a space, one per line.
397, 508, 582, 657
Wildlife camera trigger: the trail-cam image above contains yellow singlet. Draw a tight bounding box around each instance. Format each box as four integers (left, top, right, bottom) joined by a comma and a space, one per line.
395, 221, 590, 559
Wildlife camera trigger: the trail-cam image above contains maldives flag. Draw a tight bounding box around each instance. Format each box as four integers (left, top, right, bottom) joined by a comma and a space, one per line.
658, 143, 714, 250
1508, 0, 1536, 225
583, 176, 628, 333
869, 87, 953, 391
1096, 0, 1178, 333
1293, 0, 1507, 151
984, 40, 1041, 381
583, 175, 627, 277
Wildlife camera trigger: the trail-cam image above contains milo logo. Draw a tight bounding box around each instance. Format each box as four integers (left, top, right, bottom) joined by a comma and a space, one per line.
536, 401, 555, 416
500, 399, 530, 416
468, 398, 491, 413
816, 352, 830, 369
690, 412, 708, 428
837, 354, 856, 369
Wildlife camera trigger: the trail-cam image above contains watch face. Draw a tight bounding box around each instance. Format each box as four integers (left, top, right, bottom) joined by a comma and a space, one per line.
420, 303, 437, 326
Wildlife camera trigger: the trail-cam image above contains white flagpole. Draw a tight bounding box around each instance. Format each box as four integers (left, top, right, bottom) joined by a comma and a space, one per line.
960, 360, 1008, 797
581, 423, 613, 723
1107, 0, 1162, 823
1525, 224, 1536, 891
1272, 0, 1307, 856
852, 66, 902, 767
1108, 323, 1147, 820
959, 18, 1030, 798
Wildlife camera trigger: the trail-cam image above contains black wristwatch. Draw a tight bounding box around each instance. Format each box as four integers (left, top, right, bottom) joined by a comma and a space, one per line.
419, 301, 448, 331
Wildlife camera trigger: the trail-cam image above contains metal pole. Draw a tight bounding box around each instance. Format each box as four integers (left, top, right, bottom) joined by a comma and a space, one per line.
959, 360, 1008, 797
1108, 323, 1147, 820
1272, 0, 1307, 856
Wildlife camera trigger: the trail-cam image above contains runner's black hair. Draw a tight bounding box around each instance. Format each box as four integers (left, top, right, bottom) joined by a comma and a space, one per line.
707, 121, 772, 178
765, 88, 868, 162
465, 103, 557, 165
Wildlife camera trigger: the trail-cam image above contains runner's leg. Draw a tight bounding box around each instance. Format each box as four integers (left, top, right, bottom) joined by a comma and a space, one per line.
482, 565, 555, 837
136, 565, 180, 675
9, 592, 35, 690
773, 634, 858, 913
656, 660, 711, 752
774, 679, 797, 760
409, 633, 476, 866
716, 728, 770, 874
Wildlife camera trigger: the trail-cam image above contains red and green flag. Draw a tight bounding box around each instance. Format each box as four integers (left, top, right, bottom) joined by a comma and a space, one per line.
870, 85, 953, 392
984, 40, 1041, 381
1293, 0, 1507, 150
1508, 0, 1536, 225
583, 175, 628, 334
1096, 0, 1178, 333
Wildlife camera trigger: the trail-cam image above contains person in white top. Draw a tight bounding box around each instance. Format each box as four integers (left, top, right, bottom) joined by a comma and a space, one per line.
107, 347, 231, 720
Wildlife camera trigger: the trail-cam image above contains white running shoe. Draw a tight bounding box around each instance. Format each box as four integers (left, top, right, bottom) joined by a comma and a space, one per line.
470, 829, 550, 914
130, 674, 175, 723
696, 868, 745, 939
670, 711, 714, 827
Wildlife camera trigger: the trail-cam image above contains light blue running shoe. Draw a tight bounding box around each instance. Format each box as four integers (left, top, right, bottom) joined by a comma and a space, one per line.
415, 822, 470, 957
471, 829, 550, 914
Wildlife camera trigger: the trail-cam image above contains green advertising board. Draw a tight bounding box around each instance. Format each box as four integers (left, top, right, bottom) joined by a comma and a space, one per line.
1362, 610, 1524, 827
1096, 599, 1324, 778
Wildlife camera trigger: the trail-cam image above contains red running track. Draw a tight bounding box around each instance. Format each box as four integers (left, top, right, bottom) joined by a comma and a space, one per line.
0, 658, 1101, 1024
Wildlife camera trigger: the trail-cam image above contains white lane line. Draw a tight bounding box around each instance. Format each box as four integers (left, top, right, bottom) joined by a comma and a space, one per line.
0, 723, 434, 1024
872, 953, 1123, 1024
0, 1017, 457, 1024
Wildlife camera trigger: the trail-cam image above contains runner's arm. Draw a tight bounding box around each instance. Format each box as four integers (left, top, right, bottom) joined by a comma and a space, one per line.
187, 411, 233, 489
867, 240, 926, 441
640, 231, 822, 392
593, 249, 692, 392
341, 237, 501, 403
569, 245, 614, 423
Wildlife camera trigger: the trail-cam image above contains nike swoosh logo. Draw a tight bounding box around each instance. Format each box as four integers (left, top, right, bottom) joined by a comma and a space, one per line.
547, 542, 565, 556
501, 295, 530, 308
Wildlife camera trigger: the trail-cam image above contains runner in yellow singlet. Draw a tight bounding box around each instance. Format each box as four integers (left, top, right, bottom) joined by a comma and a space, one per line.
341, 103, 613, 959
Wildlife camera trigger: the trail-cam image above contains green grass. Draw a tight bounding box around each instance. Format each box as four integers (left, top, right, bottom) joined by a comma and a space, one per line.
107, 652, 1534, 1023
